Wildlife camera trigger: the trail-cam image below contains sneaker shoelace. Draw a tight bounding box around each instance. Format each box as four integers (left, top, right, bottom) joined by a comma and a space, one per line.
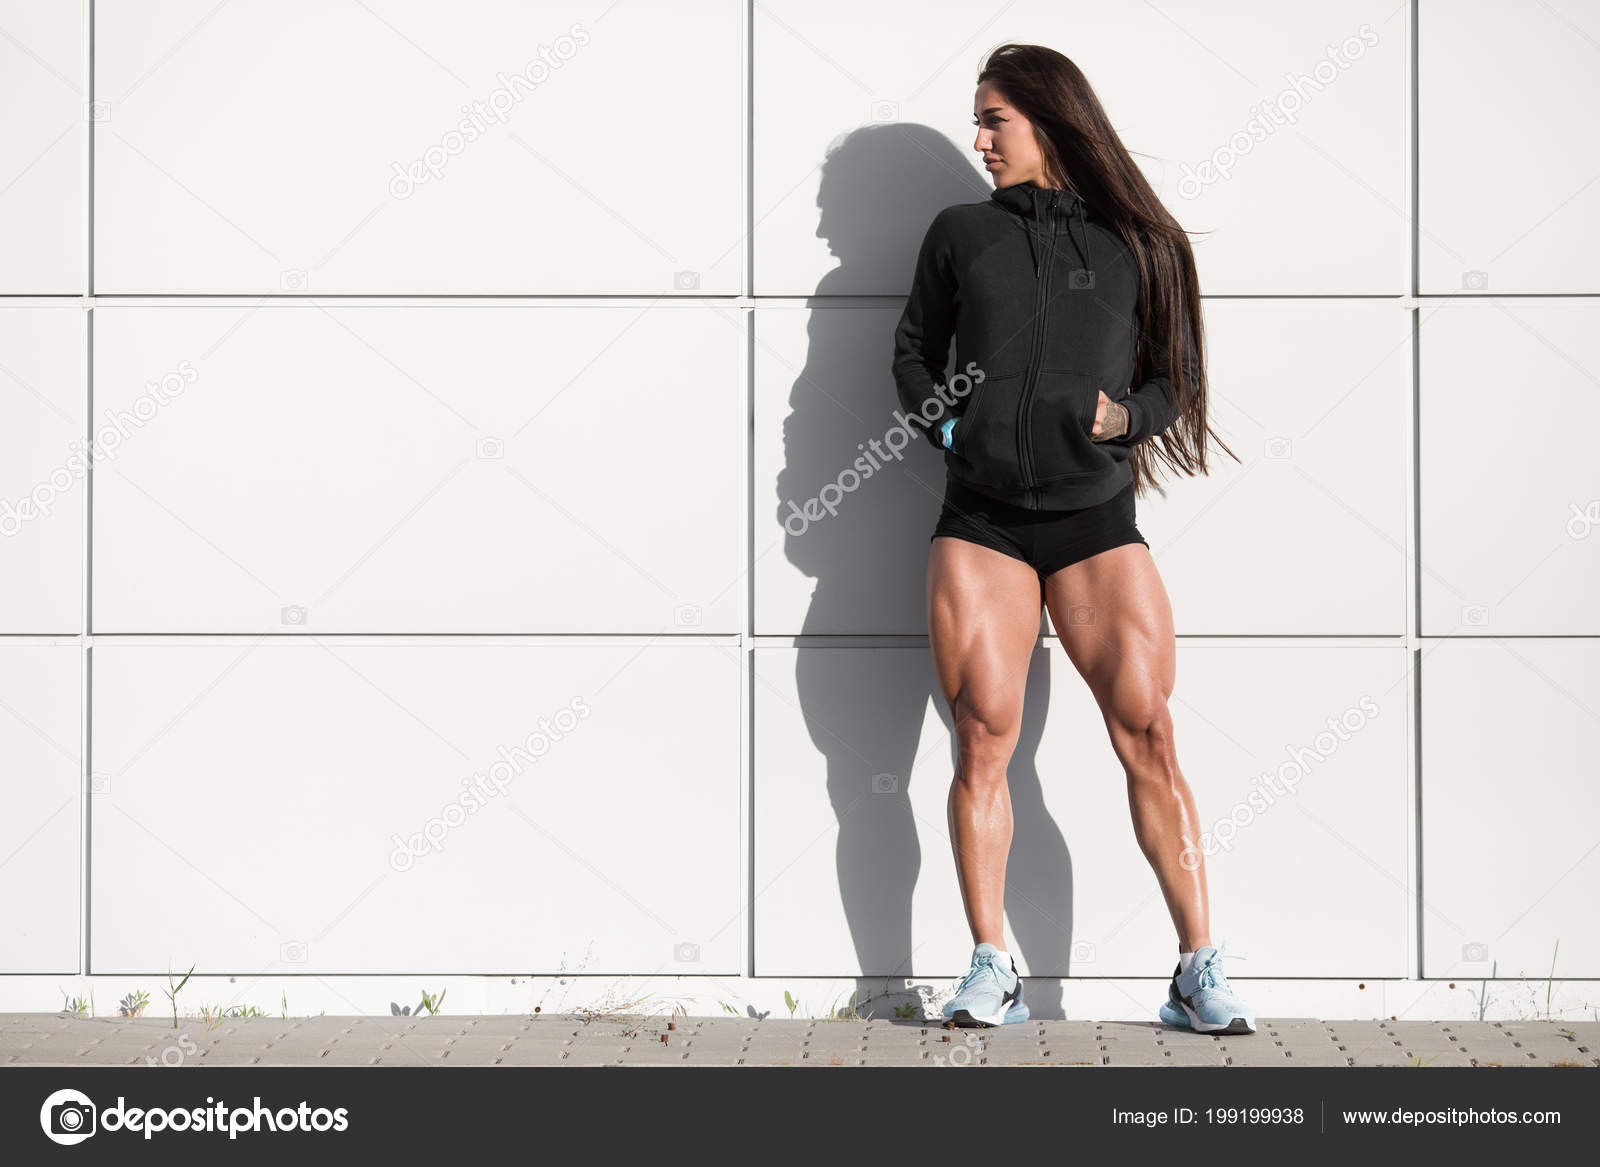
1193, 941, 1246, 993
952, 951, 1002, 997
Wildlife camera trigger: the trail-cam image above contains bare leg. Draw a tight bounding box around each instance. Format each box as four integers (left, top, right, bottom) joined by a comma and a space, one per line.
927, 537, 1045, 948
1043, 543, 1211, 952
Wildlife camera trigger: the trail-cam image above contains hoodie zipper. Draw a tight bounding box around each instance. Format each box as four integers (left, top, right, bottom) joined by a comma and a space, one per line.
1016, 189, 1058, 508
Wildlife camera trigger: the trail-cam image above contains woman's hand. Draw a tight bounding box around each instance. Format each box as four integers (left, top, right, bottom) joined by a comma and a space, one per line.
1090, 391, 1129, 441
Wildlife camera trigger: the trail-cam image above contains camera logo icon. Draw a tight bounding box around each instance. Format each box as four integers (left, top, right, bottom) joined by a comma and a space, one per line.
931, 1030, 983, 1067
1461, 270, 1489, 291
673, 269, 700, 291
1068, 268, 1095, 290
1567, 500, 1600, 540
476, 437, 503, 460
40, 1088, 96, 1145
673, 941, 700, 962
1461, 941, 1489, 963
871, 772, 899, 795
281, 604, 308, 626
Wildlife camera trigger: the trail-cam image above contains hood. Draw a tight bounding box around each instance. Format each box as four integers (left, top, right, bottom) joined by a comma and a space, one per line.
989, 180, 1093, 279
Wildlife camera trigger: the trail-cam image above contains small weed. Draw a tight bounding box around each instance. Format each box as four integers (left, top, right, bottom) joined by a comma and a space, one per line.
164, 964, 196, 1030
199, 1003, 266, 1032
1407, 1052, 1440, 1067
1545, 940, 1559, 1021
575, 982, 668, 1024
895, 1002, 921, 1020
392, 988, 447, 1017
530, 942, 598, 1016
119, 990, 150, 1018
417, 988, 446, 1016
784, 989, 799, 1019
825, 988, 867, 1021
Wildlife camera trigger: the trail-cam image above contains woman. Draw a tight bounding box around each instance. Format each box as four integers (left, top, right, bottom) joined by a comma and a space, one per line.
891, 43, 1253, 1034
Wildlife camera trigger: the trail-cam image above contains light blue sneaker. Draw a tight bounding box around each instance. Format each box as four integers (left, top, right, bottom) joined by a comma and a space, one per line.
1158, 942, 1255, 1034
942, 941, 1029, 1028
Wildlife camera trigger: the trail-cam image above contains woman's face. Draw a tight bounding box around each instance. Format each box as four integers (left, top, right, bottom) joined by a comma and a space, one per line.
973, 81, 1047, 189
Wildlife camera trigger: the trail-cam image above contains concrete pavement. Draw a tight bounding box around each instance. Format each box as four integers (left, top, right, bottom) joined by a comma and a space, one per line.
3, 1013, 1595, 1067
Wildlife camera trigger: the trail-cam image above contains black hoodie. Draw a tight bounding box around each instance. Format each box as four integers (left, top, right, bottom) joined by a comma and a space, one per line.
891, 179, 1188, 510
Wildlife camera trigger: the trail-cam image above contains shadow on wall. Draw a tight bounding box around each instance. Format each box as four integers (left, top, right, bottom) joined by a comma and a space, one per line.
773, 123, 1080, 1020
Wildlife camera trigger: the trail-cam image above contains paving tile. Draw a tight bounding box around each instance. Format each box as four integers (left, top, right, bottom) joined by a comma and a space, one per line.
1218, 1049, 1295, 1066
459, 1017, 537, 1037
430, 1036, 514, 1062
284, 1046, 368, 1065
489, 1044, 575, 1066
0, 1014, 1593, 1068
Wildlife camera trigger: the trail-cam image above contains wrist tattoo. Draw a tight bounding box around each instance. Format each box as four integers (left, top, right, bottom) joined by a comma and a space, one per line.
1095, 401, 1129, 441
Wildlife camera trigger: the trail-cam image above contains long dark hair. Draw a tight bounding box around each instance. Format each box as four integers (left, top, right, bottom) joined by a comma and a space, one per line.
977, 43, 1238, 495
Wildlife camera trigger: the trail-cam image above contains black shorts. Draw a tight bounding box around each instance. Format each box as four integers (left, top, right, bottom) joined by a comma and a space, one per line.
930, 476, 1148, 578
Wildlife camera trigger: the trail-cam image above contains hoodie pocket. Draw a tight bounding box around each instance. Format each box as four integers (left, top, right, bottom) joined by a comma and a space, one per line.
949, 370, 1026, 488
1028, 368, 1116, 482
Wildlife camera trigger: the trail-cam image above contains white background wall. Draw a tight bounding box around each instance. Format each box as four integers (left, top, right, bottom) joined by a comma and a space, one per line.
1, 0, 1594, 1019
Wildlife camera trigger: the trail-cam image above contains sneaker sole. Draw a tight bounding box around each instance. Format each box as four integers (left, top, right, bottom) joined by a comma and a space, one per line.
1164, 1000, 1255, 1035
946, 999, 1031, 1028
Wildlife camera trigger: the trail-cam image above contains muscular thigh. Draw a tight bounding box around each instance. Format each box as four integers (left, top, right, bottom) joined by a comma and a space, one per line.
1043, 543, 1175, 712
927, 537, 1043, 740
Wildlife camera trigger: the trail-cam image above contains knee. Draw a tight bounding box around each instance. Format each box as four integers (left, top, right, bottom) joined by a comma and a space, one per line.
951, 692, 1020, 786
1109, 697, 1175, 776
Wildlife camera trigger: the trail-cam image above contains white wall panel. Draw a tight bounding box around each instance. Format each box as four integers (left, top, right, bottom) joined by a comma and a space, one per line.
1139, 298, 1411, 635
93, 0, 742, 293
0, 639, 80, 972
1420, 300, 1600, 636
91, 304, 743, 633
755, 0, 1407, 296
0, 0, 86, 291
754, 643, 1408, 978
755, 306, 945, 635
90, 639, 741, 973
1419, 0, 1600, 294
1421, 639, 1600, 977
0, 306, 85, 633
